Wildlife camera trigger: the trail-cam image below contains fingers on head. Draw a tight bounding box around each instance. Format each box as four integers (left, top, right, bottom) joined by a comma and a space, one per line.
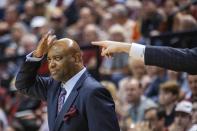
47, 35, 57, 49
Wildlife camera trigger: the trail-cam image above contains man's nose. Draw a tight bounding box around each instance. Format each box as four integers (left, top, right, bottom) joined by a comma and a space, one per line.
49, 60, 56, 68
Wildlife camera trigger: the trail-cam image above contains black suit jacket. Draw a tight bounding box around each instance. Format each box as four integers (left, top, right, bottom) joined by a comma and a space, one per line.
15, 61, 120, 131
145, 46, 197, 74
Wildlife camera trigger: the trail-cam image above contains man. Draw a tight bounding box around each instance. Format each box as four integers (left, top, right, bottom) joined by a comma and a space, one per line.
187, 75, 197, 102
144, 107, 167, 131
159, 81, 180, 127
15, 32, 120, 131
91, 41, 197, 74
125, 78, 157, 123
169, 101, 193, 131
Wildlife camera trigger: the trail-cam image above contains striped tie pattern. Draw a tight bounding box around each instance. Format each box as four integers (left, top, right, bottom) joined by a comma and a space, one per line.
58, 88, 67, 113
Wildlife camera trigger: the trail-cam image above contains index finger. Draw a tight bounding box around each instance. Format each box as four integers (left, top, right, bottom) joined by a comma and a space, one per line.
91, 41, 107, 47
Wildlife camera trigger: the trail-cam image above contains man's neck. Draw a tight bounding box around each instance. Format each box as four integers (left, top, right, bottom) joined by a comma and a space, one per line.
62, 66, 84, 83
132, 97, 141, 106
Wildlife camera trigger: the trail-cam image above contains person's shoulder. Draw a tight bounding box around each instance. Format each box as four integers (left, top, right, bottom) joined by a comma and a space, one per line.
141, 96, 157, 107
82, 75, 103, 91
80, 74, 109, 96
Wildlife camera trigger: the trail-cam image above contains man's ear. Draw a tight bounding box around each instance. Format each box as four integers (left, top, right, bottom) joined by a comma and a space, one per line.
73, 52, 82, 63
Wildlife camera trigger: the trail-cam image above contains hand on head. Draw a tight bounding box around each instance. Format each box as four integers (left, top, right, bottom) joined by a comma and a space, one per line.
33, 30, 57, 58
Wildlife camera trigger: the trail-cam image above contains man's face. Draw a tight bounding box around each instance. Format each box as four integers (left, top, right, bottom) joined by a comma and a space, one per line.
159, 90, 176, 106
47, 43, 74, 82
188, 75, 197, 96
125, 80, 141, 103
144, 109, 163, 131
175, 111, 191, 129
129, 60, 145, 79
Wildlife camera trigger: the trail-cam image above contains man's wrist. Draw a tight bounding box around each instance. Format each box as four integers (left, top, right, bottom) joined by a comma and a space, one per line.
32, 50, 43, 58
129, 43, 145, 62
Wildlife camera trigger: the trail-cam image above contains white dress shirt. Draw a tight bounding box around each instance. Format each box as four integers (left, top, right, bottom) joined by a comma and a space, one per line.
61, 67, 86, 103
26, 52, 86, 103
129, 43, 146, 62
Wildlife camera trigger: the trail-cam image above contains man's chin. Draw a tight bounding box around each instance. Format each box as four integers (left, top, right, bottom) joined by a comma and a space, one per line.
51, 75, 61, 81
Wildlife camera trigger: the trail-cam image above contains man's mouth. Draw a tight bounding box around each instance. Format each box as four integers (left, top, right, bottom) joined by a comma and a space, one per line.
50, 70, 57, 75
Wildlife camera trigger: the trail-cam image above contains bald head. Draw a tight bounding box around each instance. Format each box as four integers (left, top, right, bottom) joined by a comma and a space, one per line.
50, 38, 82, 57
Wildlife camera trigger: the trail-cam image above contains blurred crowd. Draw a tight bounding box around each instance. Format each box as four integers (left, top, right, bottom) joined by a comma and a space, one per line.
0, 0, 197, 131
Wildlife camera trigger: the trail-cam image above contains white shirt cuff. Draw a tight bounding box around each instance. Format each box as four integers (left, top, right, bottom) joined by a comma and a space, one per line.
26, 52, 43, 62
129, 43, 145, 62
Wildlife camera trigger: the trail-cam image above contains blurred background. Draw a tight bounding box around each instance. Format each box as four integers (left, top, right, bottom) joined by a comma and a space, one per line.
0, 0, 197, 131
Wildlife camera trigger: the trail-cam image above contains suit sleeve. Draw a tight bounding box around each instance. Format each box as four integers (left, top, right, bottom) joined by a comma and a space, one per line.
86, 87, 120, 131
15, 61, 51, 101
145, 46, 197, 74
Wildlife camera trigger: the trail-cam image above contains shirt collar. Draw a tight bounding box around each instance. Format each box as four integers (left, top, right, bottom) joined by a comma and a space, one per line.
61, 67, 86, 93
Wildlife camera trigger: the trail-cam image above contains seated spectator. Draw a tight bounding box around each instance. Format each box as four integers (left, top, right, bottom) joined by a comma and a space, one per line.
128, 59, 146, 80
169, 101, 193, 131
125, 78, 157, 123
159, 80, 180, 127
187, 75, 197, 102
109, 4, 137, 42
144, 107, 167, 131
49, 8, 67, 39
145, 66, 167, 102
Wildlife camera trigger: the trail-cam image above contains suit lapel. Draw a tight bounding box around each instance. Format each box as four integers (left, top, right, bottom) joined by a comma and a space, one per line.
53, 71, 89, 131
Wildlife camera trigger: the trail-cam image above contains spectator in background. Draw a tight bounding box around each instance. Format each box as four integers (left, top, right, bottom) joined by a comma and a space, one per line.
144, 107, 167, 131
159, 81, 180, 127
49, 8, 67, 39
19, 34, 38, 54
109, 4, 136, 42
166, 70, 188, 99
169, 101, 193, 131
8, 22, 28, 56
187, 75, 197, 102
145, 66, 167, 102
125, 78, 157, 123
30, 16, 49, 39
161, 0, 178, 32
80, 24, 100, 79
141, 0, 163, 39
0, 21, 11, 57
99, 13, 113, 40
117, 77, 130, 111
128, 59, 146, 80
20, 0, 35, 27
67, 7, 96, 42
34, 0, 48, 17
4, 5, 19, 26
